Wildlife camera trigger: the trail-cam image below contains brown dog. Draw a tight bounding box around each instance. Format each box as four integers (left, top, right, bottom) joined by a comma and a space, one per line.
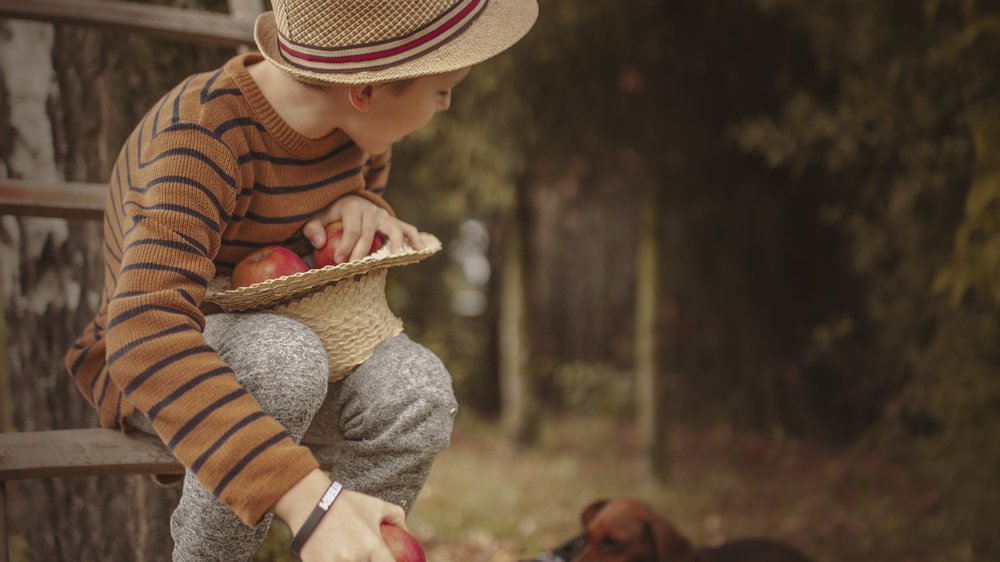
541, 498, 814, 562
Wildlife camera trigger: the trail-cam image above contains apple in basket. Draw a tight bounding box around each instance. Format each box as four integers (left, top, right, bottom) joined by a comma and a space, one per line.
380, 521, 426, 562
313, 221, 384, 268
230, 246, 309, 289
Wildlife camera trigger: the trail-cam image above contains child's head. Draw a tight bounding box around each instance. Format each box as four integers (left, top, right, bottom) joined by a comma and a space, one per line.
343, 67, 472, 154
254, 0, 538, 86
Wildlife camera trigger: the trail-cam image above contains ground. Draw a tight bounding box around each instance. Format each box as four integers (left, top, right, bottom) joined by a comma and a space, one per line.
259, 413, 969, 562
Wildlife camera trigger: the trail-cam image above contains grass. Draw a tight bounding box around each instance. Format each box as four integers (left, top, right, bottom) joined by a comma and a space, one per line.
412, 413, 969, 562
260, 412, 972, 562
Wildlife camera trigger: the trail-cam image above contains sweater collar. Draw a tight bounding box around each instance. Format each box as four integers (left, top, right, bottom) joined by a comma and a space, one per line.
226, 53, 353, 158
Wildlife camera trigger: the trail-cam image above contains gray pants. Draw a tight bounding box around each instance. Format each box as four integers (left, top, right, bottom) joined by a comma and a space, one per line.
127, 312, 457, 562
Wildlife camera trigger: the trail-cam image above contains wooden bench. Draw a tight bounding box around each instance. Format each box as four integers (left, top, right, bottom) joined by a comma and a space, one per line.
0, 2, 282, 561
0, 177, 342, 559
0, 183, 345, 558
0, 428, 340, 480
0, 0, 257, 48
0, 178, 106, 221
0, 432, 339, 561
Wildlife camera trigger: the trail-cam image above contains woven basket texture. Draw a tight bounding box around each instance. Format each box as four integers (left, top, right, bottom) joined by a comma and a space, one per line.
274, 270, 403, 380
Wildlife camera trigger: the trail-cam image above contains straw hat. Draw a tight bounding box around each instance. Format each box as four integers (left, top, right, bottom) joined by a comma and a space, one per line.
253, 0, 538, 85
204, 233, 442, 380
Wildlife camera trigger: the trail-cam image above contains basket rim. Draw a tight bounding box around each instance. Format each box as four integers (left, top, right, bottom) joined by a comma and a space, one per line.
204, 232, 441, 311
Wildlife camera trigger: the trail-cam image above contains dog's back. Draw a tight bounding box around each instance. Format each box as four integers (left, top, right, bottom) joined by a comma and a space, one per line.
699, 539, 813, 562
537, 498, 815, 562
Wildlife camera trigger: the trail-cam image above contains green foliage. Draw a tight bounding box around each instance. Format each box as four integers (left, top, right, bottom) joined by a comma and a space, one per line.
935, 114, 1000, 305
380, 0, 998, 550
735, 0, 1000, 555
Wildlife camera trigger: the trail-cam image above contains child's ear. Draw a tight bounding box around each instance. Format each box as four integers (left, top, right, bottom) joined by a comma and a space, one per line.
348, 84, 374, 112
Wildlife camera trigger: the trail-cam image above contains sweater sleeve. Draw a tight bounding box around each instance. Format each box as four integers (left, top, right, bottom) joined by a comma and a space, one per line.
352, 148, 395, 215
104, 128, 318, 525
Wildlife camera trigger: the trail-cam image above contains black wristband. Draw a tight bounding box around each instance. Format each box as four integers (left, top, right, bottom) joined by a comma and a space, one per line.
289, 481, 344, 557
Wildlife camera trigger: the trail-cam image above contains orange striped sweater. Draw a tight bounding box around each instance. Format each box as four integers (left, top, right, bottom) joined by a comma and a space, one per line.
64, 53, 394, 526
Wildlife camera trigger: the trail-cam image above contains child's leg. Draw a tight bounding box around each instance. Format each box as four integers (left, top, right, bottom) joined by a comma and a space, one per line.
303, 333, 458, 513
130, 312, 329, 562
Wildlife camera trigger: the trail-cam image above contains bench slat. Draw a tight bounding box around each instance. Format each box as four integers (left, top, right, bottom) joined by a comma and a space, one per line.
0, 429, 338, 480
0, 179, 105, 221
0, 0, 254, 48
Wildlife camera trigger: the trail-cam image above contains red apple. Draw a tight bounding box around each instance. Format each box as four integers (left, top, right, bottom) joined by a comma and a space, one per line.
380, 521, 426, 562
313, 221, 385, 267
230, 245, 309, 288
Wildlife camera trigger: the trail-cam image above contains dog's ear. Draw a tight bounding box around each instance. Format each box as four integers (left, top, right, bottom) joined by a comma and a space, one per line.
581, 499, 609, 527
644, 516, 697, 562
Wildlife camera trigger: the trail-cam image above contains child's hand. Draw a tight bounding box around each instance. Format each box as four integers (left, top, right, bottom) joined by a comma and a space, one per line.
276, 469, 405, 562
303, 194, 424, 264
300, 489, 404, 562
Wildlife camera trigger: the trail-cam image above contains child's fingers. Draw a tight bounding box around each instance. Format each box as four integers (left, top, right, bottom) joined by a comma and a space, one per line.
304, 199, 348, 248
323, 205, 419, 262
348, 216, 379, 262
400, 222, 424, 251
335, 218, 362, 263
378, 218, 422, 254
301, 219, 328, 249
381, 504, 408, 531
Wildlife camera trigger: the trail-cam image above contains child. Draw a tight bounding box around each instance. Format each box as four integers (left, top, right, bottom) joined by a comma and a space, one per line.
63, 0, 538, 560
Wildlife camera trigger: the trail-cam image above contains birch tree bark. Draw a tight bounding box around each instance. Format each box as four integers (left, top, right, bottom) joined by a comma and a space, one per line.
0, 19, 179, 562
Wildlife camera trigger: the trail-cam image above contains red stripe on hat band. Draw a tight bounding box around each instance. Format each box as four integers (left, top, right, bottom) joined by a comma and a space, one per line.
279, 0, 482, 66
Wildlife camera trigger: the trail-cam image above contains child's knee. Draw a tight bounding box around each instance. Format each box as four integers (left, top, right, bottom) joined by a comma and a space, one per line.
210, 313, 329, 413
365, 388, 455, 454
378, 335, 454, 390
253, 314, 327, 379
374, 336, 456, 410
342, 335, 457, 450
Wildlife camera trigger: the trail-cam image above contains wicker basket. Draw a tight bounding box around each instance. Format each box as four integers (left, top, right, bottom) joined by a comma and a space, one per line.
203, 233, 441, 380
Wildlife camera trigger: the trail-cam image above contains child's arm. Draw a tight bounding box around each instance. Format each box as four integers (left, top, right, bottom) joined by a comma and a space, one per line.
104, 128, 319, 526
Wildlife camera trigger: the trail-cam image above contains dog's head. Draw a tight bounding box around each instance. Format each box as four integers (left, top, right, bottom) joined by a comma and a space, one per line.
546, 498, 701, 562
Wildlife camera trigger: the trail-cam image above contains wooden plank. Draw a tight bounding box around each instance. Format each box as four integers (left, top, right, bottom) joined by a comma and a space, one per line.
0, 178, 105, 221
0, 429, 182, 479
227, 0, 265, 23
0, 0, 255, 48
0, 429, 339, 480
227, 0, 264, 54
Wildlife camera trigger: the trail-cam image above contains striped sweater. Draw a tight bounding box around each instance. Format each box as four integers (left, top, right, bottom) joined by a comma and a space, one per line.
64, 53, 394, 525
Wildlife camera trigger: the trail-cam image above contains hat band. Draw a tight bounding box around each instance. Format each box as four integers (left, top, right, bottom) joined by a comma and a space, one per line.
277, 0, 488, 73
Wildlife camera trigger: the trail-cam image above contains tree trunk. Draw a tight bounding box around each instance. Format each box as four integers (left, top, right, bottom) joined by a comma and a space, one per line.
0, 18, 179, 562
634, 190, 667, 479
499, 183, 537, 446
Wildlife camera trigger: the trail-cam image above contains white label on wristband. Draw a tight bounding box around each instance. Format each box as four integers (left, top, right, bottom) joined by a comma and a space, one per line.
319, 481, 343, 511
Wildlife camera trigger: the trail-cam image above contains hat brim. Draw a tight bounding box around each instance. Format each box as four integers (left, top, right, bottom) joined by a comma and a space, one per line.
253, 0, 538, 84
204, 232, 442, 311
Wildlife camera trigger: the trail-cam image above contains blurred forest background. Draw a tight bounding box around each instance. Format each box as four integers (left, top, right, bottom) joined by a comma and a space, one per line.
1, 0, 998, 561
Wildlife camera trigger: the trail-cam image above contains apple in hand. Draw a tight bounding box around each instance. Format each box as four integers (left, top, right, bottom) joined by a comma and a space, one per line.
380, 521, 426, 562
230, 245, 309, 288
313, 221, 385, 268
